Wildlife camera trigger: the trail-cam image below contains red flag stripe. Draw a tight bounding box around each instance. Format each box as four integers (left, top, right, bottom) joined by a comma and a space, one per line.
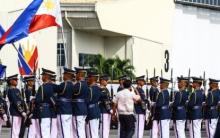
28, 46, 38, 70
29, 14, 60, 33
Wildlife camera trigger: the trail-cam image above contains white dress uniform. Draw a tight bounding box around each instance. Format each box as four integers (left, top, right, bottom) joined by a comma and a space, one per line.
7, 78, 26, 138
56, 74, 74, 138
99, 82, 112, 138
86, 81, 106, 138
187, 78, 205, 138
72, 79, 88, 138
204, 83, 220, 138
172, 78, 189, 138
155, 78, 171, 138
134, 82, 146, 138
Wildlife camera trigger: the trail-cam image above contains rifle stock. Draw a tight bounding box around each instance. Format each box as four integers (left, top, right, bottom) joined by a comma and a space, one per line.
146, 69, 149, 100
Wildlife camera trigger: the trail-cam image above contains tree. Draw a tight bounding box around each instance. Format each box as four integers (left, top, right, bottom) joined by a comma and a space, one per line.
90, 54, 135, 80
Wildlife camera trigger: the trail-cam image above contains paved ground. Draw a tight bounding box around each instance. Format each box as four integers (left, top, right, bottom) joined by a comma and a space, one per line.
0, 128, 208, 138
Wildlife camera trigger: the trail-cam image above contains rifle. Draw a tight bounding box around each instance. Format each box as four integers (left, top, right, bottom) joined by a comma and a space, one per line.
170, 68, 174, 102
203, 71, 207, 95
110, 66, 114, 101
145, 69, 149, 100
202, 71, 206, 127
187, 69, 191, 93
146, 69, 157, 130
153, 68, 156, 78
132, 85, 146, 111
145, 69, 150, 110
20, 77, 32, 127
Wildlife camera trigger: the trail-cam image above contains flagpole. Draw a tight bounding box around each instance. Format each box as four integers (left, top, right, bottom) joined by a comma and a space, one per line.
61, 27, 68, 68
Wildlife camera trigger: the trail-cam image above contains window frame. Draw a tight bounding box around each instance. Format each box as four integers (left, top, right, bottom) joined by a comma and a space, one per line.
174, 0, 220, 10
57, 43, 66, 67
78, 53, 97, 67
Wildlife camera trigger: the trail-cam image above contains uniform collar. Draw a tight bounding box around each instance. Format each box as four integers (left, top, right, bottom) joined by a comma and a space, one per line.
100, 85, 106, 88
27, 86, 33, 90
179, 88, 186, 91
9, 86, 16, 89
161, 88, 167, 92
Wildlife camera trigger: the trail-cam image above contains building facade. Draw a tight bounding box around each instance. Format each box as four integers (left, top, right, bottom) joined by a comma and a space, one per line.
1, 0, 220, 80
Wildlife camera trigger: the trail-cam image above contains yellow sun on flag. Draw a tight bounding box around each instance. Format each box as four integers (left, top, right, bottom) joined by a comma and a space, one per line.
44, 0, 55, 11
22, 40, 35, 62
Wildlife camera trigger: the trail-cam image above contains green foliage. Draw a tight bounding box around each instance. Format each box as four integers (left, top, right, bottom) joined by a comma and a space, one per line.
90, 54, 135, 80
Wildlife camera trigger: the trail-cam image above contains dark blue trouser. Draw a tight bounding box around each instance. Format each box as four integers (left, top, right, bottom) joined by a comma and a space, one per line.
119, 114, 135, 138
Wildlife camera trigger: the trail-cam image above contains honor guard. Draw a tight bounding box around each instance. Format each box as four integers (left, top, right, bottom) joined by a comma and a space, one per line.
35, 68, 57, 138
171, 76, 189, 138
57, 67, 75, 138
19, 76, 34, 138
99, 74, 112, 138
117, 75, 127, 92
72, 67, 89, 138
204, 79, 220, 138
24, 75, 40, 138
154, 77, 171, 138
21, 75, 40, 138
7, 74, 27, 138
149, 76, 159, 102
50, 74, 58, 138
134, 75, 146, 138
86, 72, 107, 138
149, 76, 160, 138
188, 77, 205, 138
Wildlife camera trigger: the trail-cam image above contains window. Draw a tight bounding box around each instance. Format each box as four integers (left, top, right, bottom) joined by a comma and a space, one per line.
175, 0, 220, 9
79, 53, 97, 67
57, 43, 66, 67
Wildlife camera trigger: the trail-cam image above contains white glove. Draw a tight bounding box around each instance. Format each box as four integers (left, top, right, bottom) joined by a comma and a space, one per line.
151, 102, 156, 106
30, 96, 35, 101
3, 114, 7, 122
22, 112, 27, 118
169, 102, 174, 106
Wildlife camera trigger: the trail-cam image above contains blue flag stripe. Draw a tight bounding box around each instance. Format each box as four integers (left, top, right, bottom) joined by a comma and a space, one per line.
0, 64, 6, 79
18, 45, 32, 75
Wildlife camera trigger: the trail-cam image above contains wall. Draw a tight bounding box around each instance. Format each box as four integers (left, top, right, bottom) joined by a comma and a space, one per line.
96, 0, 175, 76
73, 30, 105, 66
104, 36, 126, 59
172, 4, 220, 79
96, 0, 174, 48
132, 37, 167, 77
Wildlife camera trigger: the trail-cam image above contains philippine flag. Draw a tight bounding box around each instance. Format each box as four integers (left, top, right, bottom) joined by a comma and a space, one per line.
0, 24, 5, 39
0, 64, 6, 79
18, 44, 38, 76
0, 0, 62, 46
